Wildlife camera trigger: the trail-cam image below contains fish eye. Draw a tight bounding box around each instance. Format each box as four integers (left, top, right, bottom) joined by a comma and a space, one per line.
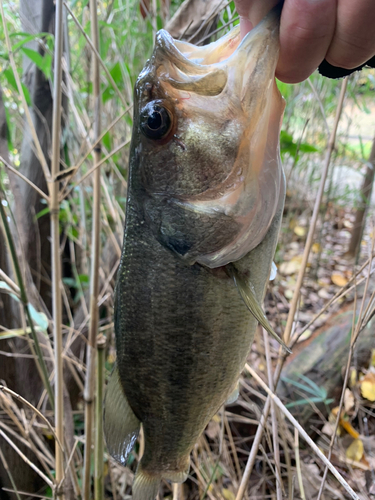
140, 103, 172, 140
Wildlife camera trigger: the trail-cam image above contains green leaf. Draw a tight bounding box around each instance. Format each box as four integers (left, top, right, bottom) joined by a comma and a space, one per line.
110, 62, 122, 86
21, 47, 53, 79
2, 68, 31, 105
35, 207, 50, 220
27, 304, 49, 331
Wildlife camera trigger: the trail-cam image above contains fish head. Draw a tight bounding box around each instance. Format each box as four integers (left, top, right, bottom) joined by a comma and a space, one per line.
132, 8, 285, 268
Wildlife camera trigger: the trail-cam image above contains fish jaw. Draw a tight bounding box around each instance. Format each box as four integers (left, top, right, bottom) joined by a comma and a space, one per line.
132, 8, 284, 267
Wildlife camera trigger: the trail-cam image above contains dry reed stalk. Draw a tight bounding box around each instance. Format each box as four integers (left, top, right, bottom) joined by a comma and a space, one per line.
244, 364, 360, 500
173, 483, 184, 500
294, 428, 305, 500
50, 0, 65, 494
82, 0, 102, 497
0, 429, 54, 489
235, 77, 349, 500
94, 334, 106, 500
264, 329, 283, 500
0, 447, 22, 500
0, 385, 63, 452
0, 156, 49, 200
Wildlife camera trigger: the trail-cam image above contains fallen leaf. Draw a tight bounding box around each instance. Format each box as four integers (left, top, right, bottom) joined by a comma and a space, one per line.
298, 329, 312, 342
285, 289, 294, 300
344, 388, 355, 413
222, 488, 236, 500
294, 226, 306, 237
279, 256, 302, 276
318, 288, 332, 300
361, 372, 375, 401
346, 439, 364, 462
331, 273, 348, 287
312, 242, 321, 253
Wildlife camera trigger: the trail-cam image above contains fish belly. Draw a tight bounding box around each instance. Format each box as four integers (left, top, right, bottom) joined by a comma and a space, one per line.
115, 202, 256, 476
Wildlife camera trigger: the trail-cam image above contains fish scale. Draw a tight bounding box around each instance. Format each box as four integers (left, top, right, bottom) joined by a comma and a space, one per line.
104, 6, 287, 500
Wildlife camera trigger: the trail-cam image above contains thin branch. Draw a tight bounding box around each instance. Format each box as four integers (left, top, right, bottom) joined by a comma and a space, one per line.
61, 139, 129, 201
0, 429, 54, 489
244, 364, 360, 500
0, 157, 49, 201
0, 385, 63, 453
63, 2, 127, 107
0, 447, 22, 500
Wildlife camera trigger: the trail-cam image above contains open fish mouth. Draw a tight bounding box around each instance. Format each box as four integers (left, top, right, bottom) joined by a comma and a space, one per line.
135, 7, 285, 268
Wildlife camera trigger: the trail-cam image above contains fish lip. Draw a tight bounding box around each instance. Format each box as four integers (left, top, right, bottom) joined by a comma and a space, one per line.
156, 5, 280, 69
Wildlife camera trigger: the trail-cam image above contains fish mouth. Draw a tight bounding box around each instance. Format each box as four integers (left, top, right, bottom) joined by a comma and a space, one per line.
152, 6, 281, 100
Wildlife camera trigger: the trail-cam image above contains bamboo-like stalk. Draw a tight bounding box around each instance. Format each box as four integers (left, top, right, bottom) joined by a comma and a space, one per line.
82, 0, 102, 498
94, 334, 106, 500
235, 77, 348, 500
50, 0, 65, 495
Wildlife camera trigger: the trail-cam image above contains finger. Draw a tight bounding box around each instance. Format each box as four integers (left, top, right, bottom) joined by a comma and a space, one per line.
276, 0, 337, 83
326, 0, 375, 69
235, 0, 279, 38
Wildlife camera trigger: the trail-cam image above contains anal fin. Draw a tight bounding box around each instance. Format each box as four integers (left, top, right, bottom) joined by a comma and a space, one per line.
103, 364, 140, 465
133, 463, 161, 500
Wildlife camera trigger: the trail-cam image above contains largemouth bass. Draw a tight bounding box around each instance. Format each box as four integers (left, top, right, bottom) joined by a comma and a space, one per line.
104, 8, 285, 500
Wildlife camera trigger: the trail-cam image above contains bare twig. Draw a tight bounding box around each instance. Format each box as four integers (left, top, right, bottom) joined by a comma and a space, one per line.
294, 429, 305, 500
0, 429, 54, 489
63, 2, 127, 107
0, 385, 63, 452
0, 156, 49, 201
244, 364, 360, 500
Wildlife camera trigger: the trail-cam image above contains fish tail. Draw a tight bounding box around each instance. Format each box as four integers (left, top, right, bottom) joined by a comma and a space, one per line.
133, 463, 161, 500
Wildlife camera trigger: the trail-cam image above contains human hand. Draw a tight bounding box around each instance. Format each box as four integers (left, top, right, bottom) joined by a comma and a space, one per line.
234, 0, 375, 83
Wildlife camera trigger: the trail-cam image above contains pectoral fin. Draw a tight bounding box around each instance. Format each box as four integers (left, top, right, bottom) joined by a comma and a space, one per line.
103, 365, 140, 465
227, 264, 291, 354
226, 382, 240, 405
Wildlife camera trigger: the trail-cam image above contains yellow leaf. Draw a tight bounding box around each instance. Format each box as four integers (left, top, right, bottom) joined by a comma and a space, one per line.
371, 349, 375, 367
344, 388, 355, 413
361, 372, 375, 401
312, 243, 321, 253
346, 439, 364, 462
331, 273, 348, 287
222, 489, 236, 500
280, 256, 303, 276
294, 226, 306, 237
